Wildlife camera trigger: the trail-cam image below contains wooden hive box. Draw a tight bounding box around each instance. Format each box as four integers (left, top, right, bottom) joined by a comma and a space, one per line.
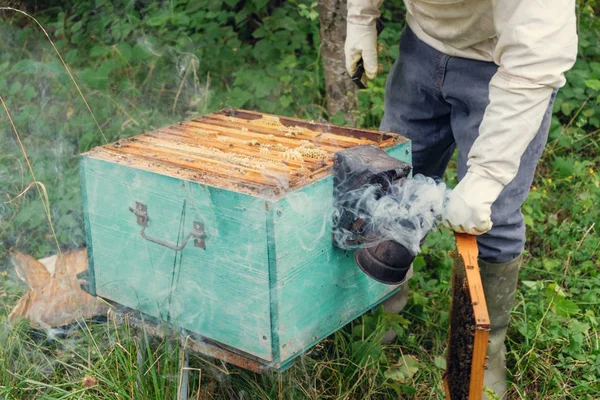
80, 109, 412, 370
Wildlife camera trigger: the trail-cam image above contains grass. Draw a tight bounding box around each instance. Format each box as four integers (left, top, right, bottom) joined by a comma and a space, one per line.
0, 269, 452, 399
1, 232, 597, 399
1, 1, 599, 399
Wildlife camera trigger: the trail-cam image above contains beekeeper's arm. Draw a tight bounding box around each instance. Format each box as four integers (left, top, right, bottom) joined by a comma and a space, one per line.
345, 0, 383, 79
444, 0, 578, 234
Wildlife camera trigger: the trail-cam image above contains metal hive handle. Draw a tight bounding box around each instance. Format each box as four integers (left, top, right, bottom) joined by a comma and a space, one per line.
128, 201, 206, 251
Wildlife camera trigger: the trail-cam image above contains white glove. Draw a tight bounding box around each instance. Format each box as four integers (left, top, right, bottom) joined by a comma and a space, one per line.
443, 172, 505, 235
345, 22, 378, 80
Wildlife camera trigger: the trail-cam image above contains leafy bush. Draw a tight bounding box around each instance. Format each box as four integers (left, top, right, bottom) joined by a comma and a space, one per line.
0, 0, 322, 261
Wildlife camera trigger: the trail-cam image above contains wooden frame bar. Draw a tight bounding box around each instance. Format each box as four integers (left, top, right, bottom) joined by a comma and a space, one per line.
445, 234, 491, 400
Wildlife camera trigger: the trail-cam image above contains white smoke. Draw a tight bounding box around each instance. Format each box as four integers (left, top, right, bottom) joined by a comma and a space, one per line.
333, 174, 449, 256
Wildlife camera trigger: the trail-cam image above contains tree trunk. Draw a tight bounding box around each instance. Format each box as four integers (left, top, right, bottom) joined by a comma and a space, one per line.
319, 0, 358, 125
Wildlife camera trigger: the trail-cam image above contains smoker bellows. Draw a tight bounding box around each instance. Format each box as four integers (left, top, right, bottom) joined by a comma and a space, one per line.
79, 109, 412, 370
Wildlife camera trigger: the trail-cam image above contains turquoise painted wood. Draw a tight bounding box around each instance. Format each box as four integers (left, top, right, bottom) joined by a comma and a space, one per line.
80, 128, 412, 368
80, 156, 273, 360
270, 145, 411, 363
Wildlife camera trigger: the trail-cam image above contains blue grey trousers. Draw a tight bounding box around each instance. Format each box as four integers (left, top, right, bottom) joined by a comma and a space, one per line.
380, 27, 555, 263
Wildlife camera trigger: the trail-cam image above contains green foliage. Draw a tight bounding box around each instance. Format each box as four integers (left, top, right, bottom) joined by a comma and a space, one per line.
0, 0, 599, 399
0, 0, 323, 262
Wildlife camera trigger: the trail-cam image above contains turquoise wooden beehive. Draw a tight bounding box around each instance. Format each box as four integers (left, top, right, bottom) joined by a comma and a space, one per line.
80, 109, 411, 371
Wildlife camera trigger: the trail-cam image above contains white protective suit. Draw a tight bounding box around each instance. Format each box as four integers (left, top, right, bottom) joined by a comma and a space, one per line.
346, 0, 578, 234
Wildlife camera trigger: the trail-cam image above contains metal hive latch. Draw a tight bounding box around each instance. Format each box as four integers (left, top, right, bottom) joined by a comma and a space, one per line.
129, 201, 206, 251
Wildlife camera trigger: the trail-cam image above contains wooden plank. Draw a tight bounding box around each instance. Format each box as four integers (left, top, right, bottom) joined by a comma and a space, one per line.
470, 329, 490, 400
149, 127, 322, 170
79, 156, 97, 296
151, 128, 314, 166
287, 165, 333, 188
186, 118, 355, 154
113, 139, 286, 180
205, 113, 371, 146
213, 108, 403, 146
265, 201, 280, 364
199, 115, 376, 149
130, 134, 294, 173
81, 156, 273, 360
455, 234, 490, 400
104, 144, 278, 187
456, 234, 490, 327
85, 148, 274, 198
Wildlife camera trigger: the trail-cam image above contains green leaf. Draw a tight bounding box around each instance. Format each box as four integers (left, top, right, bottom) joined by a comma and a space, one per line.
400, 385, 417, 395
23, 85, 35, 101
226, 87, 252, 108
279, 95, 293, 108
252, 26, 268, 39
79, 60, 116, 90
412, 292, 428, 306
186, 2, 204, 13
254, 76, 278, 98
413, 255, 426, 269
584, 79, 600, 90
561, 102, 573, 116
132, 43, 154, 61
351, 340, 383, 365
522, 280, 543, 291
568, 319, 590, 334
542, 258, 561, 271
433, 356, 446, 370
171, 13, 190, 26
116, 42, 133, 62
10, 60, 39, 74
145, 12, 171, 27
552, 156, 575, 178
71, 20, 84, 32
583, 108, 595, 118
390, 323, 404, 339
545, 282, 566, 298
553, 298, 580, 316
89, 45, 109, 58
384, 356, 419, 382
9, 81, 22, 95
484, 386, 503, 400
252, 0, 269, 9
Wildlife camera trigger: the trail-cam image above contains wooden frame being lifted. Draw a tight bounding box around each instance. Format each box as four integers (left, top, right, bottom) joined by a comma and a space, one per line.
444, 234, 491, 400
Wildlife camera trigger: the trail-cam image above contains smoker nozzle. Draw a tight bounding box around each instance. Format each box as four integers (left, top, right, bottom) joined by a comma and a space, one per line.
355, 241, 414, 285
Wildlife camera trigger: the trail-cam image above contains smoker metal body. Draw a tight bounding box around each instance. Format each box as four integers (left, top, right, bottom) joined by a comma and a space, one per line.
332, 145, 415, 284
79, 109, 412, 370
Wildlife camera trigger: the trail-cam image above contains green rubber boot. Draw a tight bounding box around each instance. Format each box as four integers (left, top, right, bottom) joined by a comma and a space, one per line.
480, 255, 522, 400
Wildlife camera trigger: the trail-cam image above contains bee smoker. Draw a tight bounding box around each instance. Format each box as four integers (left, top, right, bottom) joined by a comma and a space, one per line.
332, 145, 414, 285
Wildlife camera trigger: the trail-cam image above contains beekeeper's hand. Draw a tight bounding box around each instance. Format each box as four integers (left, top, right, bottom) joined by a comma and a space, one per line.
443, 172, 505, 235
345, 22, 378, 80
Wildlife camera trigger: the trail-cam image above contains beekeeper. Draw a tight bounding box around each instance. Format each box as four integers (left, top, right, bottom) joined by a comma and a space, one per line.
344, 1, 578, 398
